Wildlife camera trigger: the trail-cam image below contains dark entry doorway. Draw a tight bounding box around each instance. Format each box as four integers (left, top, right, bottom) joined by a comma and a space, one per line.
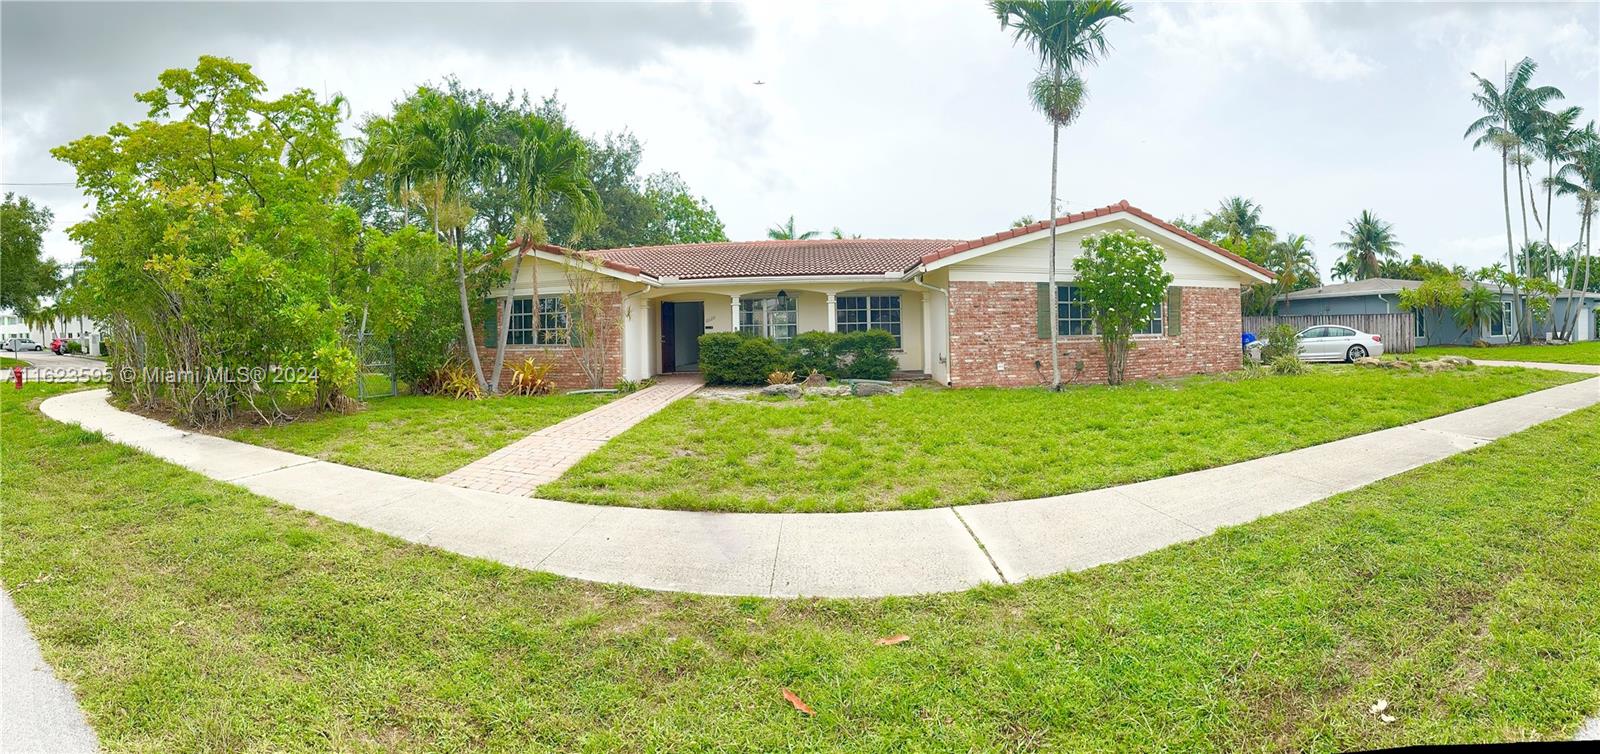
660, 301, 705, 373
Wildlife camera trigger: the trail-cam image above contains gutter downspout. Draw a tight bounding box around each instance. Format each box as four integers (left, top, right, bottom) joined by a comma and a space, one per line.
911, 274, 951, 385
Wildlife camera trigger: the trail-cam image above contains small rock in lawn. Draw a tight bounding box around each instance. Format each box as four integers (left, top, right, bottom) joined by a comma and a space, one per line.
801, 370, 828, 388
1438, 355, 1473, 367
851, 381, 892, 397
761, 384, 802, 399
1383, 360, 1412, 370
807, 385, 851, 397
1353, 356, 1383, 367
1418, 360, 1450, 372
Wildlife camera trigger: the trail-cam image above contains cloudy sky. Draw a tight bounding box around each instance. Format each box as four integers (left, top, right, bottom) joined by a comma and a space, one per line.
3, 1, 1597, 280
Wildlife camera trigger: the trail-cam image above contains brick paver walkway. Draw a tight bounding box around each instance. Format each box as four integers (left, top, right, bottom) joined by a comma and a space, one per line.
436, 375, 703, 496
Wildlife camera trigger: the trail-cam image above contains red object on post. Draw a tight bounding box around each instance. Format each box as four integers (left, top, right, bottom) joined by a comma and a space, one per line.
12, 366, 22, 389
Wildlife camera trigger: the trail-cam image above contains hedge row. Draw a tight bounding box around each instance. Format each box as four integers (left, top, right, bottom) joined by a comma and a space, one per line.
699, 330, 899, 385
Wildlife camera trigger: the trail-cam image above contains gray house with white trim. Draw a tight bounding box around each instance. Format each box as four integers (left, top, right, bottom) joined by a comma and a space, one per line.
1279, 278, 1600, 346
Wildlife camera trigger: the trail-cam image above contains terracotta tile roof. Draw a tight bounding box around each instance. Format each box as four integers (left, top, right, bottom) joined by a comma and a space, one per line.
918, 200, 1274, 278
528, 200, 1273, 281
583, 238, 959, 280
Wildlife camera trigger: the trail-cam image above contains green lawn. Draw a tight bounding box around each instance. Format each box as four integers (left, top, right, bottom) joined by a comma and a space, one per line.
1, 356, 30, 367
5, 381, 1598, 751
1415, 341, 1600, 365
540, 366, 1582, 513
228, 392, 611, 479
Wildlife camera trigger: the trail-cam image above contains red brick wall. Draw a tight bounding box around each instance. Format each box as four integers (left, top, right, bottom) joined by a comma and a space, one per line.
947, 282, 1242, 387
469, 292, 624, 391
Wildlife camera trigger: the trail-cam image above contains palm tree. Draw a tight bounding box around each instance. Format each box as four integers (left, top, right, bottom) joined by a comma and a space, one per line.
1214, 196, 1274, 244
1454, 284, 1500, 341
386, 89, 499, 390
488, 113, 603, 392
767, 216, 817, 240
1330, 255, 1358, 283
1554, 122, 1599, 338
829, 227, 862, 239
991, 0, 1132, 390
1331, 211, 1401, 280
1532, 105, 1583, 263
1264, 234, 1317, 312
1466, 58, 1562, 343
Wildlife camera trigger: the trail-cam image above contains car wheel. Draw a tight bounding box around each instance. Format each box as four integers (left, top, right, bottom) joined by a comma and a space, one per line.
1346, 345, 1367, 362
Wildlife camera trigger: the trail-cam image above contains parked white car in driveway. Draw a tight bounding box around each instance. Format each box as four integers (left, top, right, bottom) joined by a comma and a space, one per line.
1249, 325, 1386, 363
1295, 325, 1385, 362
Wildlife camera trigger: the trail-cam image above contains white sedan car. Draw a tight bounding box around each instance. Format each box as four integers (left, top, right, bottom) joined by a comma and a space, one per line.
1294, 325, 1385, 362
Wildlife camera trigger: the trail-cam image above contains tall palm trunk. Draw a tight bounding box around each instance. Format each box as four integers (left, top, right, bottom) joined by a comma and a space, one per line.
453, 226, 489, 390
1513, 144, 1534, 342
1498, 149, 1524, 343
490, 245, 527, 393
1046, 114, 1062, 390
1568, 204, 1593, 337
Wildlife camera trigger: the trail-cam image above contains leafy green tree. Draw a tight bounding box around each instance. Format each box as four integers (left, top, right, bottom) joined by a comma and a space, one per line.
1212, 196, 1274, 246
53, 56, 357, 425
829, 226, 862, 240
1331, 210, 1401, 280
355, 226, 462, 385
1072, 230, 1173, 385
991, 0, 1132, 390
0, 193, 60, 317
1397, 273, 1464, 338
1378, 253, 1455, 281
767, 215, 818, 240
643, 172, 726, 244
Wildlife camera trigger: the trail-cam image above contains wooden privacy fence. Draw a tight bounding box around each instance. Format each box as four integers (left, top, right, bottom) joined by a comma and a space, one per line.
1243, 313, 1416, 354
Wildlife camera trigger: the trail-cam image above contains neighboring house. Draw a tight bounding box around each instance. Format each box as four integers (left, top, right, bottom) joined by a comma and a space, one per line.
0, 308, 106, 354
476, 200, 1273, 388
1280, 278, 1600, 346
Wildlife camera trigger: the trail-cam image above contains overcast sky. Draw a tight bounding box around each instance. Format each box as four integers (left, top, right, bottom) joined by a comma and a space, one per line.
4, 1, 1597, 280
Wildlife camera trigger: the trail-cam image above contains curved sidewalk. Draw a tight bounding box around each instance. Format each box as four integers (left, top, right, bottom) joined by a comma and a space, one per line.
39, 366, 1600, 598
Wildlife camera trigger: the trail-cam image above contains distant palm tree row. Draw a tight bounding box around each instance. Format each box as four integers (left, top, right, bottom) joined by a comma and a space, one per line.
1465, 56, 1599, 342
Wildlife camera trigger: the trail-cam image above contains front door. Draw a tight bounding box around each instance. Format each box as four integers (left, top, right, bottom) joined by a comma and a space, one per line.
660, 302, 705, 373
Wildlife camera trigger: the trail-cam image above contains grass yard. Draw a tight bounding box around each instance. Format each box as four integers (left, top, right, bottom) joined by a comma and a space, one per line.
1, 356, 30, 367
4, 381, 1599, 751
1414, 340, 1600, 365
228, 391, 611, 479
541, 366, 1582, 513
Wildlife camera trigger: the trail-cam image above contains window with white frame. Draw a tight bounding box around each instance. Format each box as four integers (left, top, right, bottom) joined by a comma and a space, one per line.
740, 294, 797, 342
1058, 284, 1162, 336
1489, 299, 1513, 337
507, 295, 569, 345
836, 294, 902, 346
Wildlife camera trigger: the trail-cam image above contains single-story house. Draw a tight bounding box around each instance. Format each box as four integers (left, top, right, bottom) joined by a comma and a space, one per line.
1279, 278, 1600, 346
476, 200, 1273, 388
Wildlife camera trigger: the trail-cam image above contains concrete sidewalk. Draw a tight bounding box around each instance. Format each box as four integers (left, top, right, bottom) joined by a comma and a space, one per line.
1, 589, 99, 753
38, 366, 1600, 598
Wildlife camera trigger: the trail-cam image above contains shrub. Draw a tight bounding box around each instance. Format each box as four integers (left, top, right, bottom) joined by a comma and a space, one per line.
1261, 324, 1302, 362
835, 329, 899, 380
787, 330, 842, 377
64, 340, 85, 354
1072, 230, 1174, 385
699, 332, 785, 385
615, 377, 656, 394
767, 369, 796, 385
507, 357, 556, 396
1269, 353, 1308, 375
416, 360, 484, 399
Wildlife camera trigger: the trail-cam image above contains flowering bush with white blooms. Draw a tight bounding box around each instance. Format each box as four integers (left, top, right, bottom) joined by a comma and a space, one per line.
1071, 230, 1174, 385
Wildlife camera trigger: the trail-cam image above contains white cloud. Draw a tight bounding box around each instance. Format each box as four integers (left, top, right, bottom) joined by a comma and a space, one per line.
1144, 2, 1379, 83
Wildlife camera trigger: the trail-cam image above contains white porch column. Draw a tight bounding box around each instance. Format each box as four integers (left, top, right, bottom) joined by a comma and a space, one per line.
825, 293, 838, 333
730, 295, 741, 335
921, 291, 933, 375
